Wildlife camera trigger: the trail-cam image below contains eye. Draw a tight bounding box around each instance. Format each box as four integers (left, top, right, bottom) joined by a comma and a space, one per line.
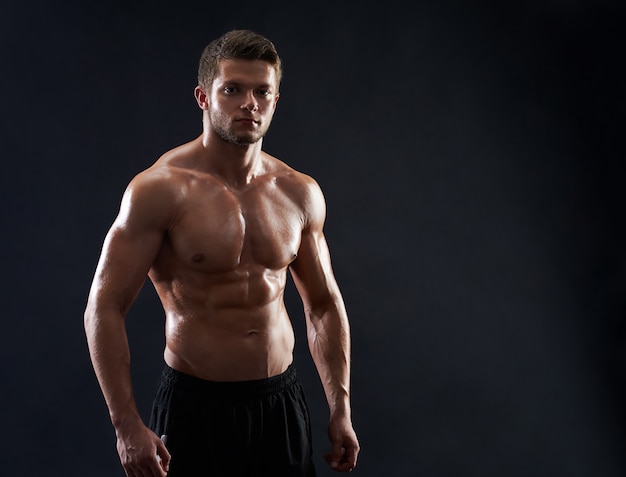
223, 86, 237, 94
256, 89, 271, 97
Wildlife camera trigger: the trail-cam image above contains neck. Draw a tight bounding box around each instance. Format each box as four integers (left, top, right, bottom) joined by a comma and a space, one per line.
199, 126, 265, 188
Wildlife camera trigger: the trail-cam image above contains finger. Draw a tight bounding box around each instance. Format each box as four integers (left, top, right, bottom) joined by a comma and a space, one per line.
128, 453, 166, 477
143, 462, 162, 477
156, 438, 171, 472
124, 465, 150, 477
149, 450, 169, 477
123, 464, 146, 477
144, 458, 168, 477
324, 458, 353, 473
344, 442, 359, 468
329, 445, 345, 469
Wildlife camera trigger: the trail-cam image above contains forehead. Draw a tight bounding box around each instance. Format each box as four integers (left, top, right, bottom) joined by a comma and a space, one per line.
214, 59, 278, 88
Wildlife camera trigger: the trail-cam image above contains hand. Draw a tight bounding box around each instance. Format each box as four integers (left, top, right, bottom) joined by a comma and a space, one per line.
116, 423, 171, 477
324, 413, 360, 472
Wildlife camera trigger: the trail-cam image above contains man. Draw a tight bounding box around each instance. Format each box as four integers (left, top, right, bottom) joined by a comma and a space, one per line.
84, 29, 359, 476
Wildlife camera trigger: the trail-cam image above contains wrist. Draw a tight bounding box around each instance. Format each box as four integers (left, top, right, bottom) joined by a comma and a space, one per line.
111, 409, 143, 434
329, 396, 351, 418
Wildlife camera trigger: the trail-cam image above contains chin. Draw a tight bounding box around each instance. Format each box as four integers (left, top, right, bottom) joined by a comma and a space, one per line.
233, 133, 264, 146
233, 137, 259, 146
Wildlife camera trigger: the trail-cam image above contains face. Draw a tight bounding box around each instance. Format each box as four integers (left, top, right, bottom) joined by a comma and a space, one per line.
200, 59, 280, 146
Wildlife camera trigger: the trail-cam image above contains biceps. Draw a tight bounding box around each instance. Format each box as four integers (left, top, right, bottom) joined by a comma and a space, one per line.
89, 225, 164, 312
290, 232, 340, 309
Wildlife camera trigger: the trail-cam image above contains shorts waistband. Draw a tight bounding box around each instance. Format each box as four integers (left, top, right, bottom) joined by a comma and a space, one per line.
159, 363, 298, 398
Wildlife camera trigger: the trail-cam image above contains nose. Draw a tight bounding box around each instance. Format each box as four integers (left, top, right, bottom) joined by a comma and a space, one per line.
241, 92, 258, 112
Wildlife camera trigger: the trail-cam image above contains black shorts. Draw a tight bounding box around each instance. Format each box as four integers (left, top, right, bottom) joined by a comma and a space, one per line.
149, 364, 317, 477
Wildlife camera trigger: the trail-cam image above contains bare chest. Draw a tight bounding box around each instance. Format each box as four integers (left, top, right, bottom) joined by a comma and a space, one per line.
163, 181, 303, 272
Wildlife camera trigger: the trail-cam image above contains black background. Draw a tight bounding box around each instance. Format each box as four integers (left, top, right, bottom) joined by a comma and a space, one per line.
2, 1, 626, 476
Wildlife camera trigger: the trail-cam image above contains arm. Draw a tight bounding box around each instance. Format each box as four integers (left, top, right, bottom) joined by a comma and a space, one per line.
289, 180, 360, 472
84, 173, 172, 477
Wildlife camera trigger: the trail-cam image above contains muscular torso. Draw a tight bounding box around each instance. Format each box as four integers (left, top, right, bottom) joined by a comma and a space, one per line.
146, 149, 307, 381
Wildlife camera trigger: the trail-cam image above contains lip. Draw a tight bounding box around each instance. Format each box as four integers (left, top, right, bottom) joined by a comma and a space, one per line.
235, 117, 257, 124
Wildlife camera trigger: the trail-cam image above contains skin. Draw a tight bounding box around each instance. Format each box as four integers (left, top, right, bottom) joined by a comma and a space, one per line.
84, 58, 360, 476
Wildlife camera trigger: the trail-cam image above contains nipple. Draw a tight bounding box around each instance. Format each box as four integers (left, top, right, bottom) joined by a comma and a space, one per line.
191, 253, 204, 263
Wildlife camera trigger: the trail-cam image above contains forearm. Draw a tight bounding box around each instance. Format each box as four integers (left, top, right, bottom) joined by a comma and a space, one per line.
306, 301, 352, 416
84, 308, 142, 430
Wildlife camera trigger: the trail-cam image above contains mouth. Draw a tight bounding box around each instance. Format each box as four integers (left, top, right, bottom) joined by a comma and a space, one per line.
235, 117, 258, 125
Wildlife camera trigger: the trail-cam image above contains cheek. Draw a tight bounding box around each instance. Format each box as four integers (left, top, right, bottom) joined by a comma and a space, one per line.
209, 98, 230, 115
263, 99, 278, 116
208, 105, 229, 126
208, 94, 230, 110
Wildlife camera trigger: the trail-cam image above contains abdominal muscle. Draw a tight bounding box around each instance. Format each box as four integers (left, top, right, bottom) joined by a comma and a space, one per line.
153, 267, 297, 382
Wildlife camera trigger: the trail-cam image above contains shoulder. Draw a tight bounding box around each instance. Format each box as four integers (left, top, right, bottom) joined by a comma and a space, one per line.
123, 164, 177, 211
117, 142, 199, 225
112, 168, 174, 232
125, 140, 202, 203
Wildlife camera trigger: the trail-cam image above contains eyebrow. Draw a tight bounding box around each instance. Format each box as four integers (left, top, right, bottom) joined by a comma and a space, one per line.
222, 80, 272, 88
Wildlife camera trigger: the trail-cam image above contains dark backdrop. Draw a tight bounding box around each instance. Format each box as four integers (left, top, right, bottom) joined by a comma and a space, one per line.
2, 1, 625, 476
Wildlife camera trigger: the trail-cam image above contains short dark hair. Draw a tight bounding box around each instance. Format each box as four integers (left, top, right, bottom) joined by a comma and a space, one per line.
198, 29, 282, 91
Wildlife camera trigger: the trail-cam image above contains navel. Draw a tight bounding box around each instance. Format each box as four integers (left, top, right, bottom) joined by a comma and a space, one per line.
191, 253, 204, 263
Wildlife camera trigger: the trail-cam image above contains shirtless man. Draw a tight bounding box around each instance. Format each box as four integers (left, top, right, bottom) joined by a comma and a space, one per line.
83, 29, 359, 476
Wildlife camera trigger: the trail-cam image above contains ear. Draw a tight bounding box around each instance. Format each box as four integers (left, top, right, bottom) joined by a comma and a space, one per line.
194, 86, 209, 110
273, 93, 280, 110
